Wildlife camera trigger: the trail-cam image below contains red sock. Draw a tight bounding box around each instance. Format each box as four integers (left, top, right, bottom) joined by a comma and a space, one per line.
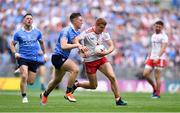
152, 85, 156, 92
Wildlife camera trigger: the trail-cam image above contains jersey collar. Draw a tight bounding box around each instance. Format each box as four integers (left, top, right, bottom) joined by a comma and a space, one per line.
21, 26, 35, 32
70, 23, 79, 33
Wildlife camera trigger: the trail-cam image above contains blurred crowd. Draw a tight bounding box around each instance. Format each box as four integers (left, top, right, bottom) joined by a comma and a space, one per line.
0, 0, 180, 79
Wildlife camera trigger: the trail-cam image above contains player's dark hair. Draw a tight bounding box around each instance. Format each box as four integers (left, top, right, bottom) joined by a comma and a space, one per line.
96, 18, 107, 26
70, 13, 81, 22
155, 20, 164, 26
23, 13, 33, 19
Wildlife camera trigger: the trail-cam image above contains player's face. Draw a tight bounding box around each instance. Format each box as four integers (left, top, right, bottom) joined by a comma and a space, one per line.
154, 24, 163, 34
23, 15, 33, 26
73, 16, 83, 29
95, 24, 106, 34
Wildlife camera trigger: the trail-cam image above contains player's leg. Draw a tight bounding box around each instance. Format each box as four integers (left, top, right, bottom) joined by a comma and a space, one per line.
62, 59, 79, 102
99, 62, 127, 106
143, 59, 156, 94
72, 61, 99, 91
27, 71, 36, 85
39, 65, 46, 90
154, 68, 161, 97
143, 67, 158, 98
19, 65, 29, 103
46, 68, 65, 94
66, 73, 97, 102
153, 59, 166, 98
99, 62, 119, 99
27, 61, 42, 85
143, 68, 155, 90
40, 54, 67, 105
82, 73, 98, 89
41, 68, 66, 105
75, 73, 98, 89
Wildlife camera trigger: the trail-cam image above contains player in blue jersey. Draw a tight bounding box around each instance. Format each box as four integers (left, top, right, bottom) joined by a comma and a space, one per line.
10, 13, 47, 103
40, 13, 87, 105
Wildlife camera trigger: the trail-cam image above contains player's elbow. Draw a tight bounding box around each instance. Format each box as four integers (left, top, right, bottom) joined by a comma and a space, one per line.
10, 41, 15, 50
61, 44, 67, 50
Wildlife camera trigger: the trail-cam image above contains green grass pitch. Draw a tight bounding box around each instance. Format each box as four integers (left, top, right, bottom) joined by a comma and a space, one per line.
0, 90, 179, 112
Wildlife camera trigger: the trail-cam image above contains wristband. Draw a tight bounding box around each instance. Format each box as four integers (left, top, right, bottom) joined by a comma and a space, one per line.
14, 52, 18, 56
44, 54, 47, 58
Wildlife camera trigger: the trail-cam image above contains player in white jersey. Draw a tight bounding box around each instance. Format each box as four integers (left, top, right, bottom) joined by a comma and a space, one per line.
143, 20, 168, 98
72, 18, 127, 106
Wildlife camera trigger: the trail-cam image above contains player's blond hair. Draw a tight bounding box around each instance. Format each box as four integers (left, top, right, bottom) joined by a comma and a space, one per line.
96, 18, 107, 26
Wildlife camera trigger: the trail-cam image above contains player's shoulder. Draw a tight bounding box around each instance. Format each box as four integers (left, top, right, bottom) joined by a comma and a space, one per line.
151, 33, 156, 37
13, 28, 23, 36
102, 31, 110, 35
101, 31, 110, 39
85, 27, 94, 33
63, 26, 73, 32
162, 32, 168, 37
159, 32, 168, 39
58, 26, 71, 35
33, 27, 42, 33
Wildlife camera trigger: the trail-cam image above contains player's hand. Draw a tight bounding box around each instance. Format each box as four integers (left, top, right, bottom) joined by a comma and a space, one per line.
15, 52, 21, 59
95, 50, 107, 57
79, 50, 90, 58
77, 44, 88, 53
80, 46, 89, 53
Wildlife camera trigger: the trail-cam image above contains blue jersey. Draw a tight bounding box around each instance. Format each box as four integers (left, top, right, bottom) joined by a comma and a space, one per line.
54, 26, 80, 58
13, 27, 44, 63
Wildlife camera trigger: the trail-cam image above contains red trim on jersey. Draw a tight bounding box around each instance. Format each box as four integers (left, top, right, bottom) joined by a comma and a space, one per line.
84, 57, 108, 74
145, 58, 167, 68
85, 26, 95, 33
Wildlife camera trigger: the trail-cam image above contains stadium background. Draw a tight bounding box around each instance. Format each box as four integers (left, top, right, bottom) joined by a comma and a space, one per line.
0, 0, 180, 94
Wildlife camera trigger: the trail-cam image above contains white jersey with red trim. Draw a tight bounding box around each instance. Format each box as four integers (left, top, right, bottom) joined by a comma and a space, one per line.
79, 26, 111, 62
150, 32, 168, 59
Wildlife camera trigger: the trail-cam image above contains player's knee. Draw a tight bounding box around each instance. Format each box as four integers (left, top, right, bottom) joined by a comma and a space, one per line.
21, 75, 28, 81
72, 68, 79, 74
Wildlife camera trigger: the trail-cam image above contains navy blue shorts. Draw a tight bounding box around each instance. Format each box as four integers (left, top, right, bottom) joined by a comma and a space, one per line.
17, 58, 44, 73
51, 54, 67, 69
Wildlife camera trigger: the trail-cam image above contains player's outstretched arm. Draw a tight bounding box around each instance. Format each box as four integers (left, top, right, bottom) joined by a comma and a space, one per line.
39, 39, 48, 62
10, 41, 20, 59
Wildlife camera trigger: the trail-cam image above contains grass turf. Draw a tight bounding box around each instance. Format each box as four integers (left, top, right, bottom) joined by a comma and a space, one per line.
0, 90, 179, 112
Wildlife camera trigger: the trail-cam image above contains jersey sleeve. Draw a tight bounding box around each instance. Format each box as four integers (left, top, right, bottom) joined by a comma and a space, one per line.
78, 31, 86, 40
162, 34, 168, 43
13, 32, 19, 43
103, 32, 111, 41
37, 31, 42, 41
61, 28, 69, 40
